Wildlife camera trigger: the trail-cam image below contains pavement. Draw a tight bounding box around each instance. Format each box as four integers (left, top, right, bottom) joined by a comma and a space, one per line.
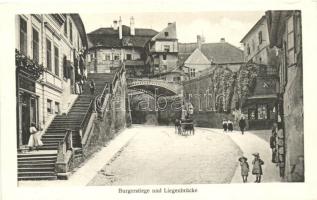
18, 125, 281, 186
88, 126, 240, 185
227, 130, 282, 183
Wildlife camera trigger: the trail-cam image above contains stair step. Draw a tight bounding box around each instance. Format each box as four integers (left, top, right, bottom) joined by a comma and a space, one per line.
18, 153, 56, 158
18, 171, 56, 177
18, 156, 57, 161
18, 167, 55, 172
18, 163, 55, 168
18, 175, 57, 180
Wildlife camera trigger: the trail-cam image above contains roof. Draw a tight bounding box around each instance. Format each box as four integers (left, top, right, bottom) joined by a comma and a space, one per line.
151, 22, 177, 41
240, 16, 266, 43
87, 25, 158, 49
70, 14, 88, 48
178, 42, 244, 64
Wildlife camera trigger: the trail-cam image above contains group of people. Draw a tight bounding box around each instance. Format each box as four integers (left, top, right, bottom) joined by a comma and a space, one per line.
238, 153, 265, 183
75, 79, 96, 95
222, 119, 234, 132
222, 117, 246, 135
270, 122, 285, 178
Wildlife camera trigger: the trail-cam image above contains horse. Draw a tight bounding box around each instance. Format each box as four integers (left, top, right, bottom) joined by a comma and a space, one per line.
181, 118, 194, 136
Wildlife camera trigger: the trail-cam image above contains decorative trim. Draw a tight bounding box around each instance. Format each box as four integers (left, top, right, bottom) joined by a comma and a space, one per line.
31, 14, 42, 23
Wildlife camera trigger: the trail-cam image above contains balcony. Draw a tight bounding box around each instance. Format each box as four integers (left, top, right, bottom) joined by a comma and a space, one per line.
124, 60, 144, 66
15, 49, 44, 80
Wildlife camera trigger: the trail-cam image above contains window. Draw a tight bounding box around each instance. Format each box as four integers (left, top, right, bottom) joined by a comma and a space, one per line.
190, 68, 196, 77
248, 109, 256, 120
173, 77, 181, 82
69, 21, 73, 43
47, 99, 52, 114
258, 31, 263, 45
114, 54, 120, 60
163, 54, 167, 60
164, 45, 170, 52
247, 44, 250, 55
105, 54, 111, 61
64, 19, 67, 36
257, 104, 268, 119
63, 55, 68, 78
164, 32, 169, 37
32, 28, 39, 63
126, 54, 132, 60
55, 102, 60, 114
46, 39, 52, 71
20, 17, 27, 55
54, 46, 59, 76
163, 65, 167, 71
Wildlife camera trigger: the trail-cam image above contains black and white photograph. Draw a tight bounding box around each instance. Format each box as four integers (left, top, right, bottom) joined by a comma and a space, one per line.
1, 0, 317, 200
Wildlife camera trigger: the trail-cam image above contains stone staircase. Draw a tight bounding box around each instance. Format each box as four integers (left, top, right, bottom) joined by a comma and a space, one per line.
17, 73, 115, 181
17, 152, 57, 180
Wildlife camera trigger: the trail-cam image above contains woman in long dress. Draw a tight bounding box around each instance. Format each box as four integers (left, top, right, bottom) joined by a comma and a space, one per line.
28, 123, 43, 150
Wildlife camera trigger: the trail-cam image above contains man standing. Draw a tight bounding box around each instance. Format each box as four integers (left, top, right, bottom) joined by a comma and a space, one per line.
239, 117, 246, 135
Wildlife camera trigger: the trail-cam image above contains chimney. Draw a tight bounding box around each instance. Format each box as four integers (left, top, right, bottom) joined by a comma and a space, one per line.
197, 35, 202, 50
220, 38, 225, 43
118, 17, 122, 39
130, 17, 135, 36
113, 20, 118, 30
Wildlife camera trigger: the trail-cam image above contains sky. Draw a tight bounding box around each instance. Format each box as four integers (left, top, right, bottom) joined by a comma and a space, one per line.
81, 11, 264, 48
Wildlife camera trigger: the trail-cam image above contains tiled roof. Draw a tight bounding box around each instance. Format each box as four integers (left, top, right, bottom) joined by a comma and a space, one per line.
178, 42, 244, 64
87, 25, 158, 48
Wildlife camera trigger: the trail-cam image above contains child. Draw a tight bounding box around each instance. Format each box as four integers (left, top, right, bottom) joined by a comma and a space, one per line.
252, 153, 264, 183
222, 119, 228, 132
227, 120, 233, 132
239, 156, 249, 183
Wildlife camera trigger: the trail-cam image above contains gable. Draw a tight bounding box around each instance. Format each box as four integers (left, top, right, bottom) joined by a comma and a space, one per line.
185, 48, 210, 65
152, 22, 177, 41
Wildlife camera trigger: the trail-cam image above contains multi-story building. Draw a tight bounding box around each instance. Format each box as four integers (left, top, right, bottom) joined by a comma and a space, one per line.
145, 22, 178, 76
266, 10, 304, 182
239, 15, 280, 130
179, 37, 244, 79
240, 16, 272, 65
15, 14, 87, 148
86, 17, 158, 77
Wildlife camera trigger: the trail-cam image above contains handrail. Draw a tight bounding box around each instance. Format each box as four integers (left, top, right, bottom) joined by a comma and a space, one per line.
79, 98, 95, 139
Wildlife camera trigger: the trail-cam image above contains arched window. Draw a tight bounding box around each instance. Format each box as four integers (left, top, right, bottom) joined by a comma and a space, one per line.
215, 95, 224, 113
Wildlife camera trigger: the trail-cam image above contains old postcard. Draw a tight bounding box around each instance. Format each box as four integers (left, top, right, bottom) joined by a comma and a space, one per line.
1, 0, 317, 200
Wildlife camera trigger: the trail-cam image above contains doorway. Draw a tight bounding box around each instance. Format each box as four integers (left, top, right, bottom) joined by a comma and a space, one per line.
19, 92, 38, 146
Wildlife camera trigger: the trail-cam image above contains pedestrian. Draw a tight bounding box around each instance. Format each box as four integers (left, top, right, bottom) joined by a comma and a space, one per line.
227, 120, 233, 132
89, 80, 95, 95
277, 122, 285, 178
270, 123, 278, 164
238, 156, 249, 183
222, 119, 228, 132
252, 153, 264, 183
27, 123, 43, 151
239, 117, 246, 135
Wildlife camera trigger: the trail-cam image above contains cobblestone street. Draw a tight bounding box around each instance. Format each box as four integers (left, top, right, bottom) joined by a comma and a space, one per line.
88, 126, 242, 185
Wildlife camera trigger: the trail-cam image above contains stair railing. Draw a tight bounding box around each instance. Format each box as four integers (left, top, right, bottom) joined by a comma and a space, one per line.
79, 97, 95, 140
55, 129, 73, 178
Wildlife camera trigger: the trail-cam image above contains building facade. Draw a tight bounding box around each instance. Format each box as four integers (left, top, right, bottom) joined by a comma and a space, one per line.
86, 17, 158, 77
266, 10, 304, 182
145, 22, 178, 76
15, 14, 87, 148
179, 37, 244, 79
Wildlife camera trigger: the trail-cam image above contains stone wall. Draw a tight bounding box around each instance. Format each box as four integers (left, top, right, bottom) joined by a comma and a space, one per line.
82, 71, 131, 159
284, 64, 304, 182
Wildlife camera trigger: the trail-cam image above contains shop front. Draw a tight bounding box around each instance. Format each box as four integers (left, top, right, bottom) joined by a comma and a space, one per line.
242, 95, 278, 130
